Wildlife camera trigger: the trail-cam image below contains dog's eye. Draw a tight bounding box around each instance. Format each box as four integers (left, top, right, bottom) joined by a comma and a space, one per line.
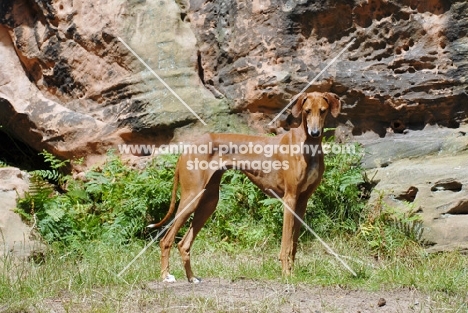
320, 108, 327, 114
305, 109, 311, 114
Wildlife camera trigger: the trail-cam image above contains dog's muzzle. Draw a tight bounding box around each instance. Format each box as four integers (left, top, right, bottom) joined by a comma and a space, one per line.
309, 128, 321, 138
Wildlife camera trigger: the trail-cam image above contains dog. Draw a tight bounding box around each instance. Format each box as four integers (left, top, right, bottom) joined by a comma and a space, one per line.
152, 92, 341, 283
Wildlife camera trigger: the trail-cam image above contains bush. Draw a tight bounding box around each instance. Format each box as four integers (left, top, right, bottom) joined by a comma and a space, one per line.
358, 194, 426, 257
204, 136, 367, 246
203, 169, 283, 247
305, 138, 366, 237
16, 151, 177, 245
18, 139, 420, 256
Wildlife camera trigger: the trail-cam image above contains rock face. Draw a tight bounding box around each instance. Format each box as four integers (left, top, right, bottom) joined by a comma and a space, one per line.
1, 0, 468, 251
188, 0, 468, 134
1, 0, 467, 161
0, 0, 224, 165
362, 125, 468, 252
0, 167, 44, 257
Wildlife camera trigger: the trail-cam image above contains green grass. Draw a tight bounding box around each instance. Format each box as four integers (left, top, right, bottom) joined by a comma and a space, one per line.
6, 144, 468, 312
1, 239, 467, 312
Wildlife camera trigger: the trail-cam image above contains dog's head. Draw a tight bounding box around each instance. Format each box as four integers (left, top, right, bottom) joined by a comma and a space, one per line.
291, 92, 341, 138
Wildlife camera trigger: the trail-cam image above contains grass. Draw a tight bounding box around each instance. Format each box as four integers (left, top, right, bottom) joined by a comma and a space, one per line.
4, 146, 468, 312
1, 238, 467, 312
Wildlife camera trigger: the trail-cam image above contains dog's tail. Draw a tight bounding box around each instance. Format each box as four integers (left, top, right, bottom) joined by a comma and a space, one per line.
147, 158, 180, 228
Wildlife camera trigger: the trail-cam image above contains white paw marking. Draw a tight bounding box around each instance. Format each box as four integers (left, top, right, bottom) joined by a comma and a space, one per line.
163, 274, 176, 283
191, 277, 201, 284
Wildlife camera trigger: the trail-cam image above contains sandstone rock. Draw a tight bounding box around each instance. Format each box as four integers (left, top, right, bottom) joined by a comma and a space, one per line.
188, 0, 468, 134
360, 124, 468, 169
1, 0, 468, 253
363, 125, 468, 252
0, 0, 225, 165
1, 0, 467, 160
0, 167, 44, 257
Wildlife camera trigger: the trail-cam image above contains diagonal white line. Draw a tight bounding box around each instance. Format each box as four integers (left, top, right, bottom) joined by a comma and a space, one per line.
268, 189, 357, 277
117, 37, 207, 126
117, 188, 206, 277
268, 38, 356, 126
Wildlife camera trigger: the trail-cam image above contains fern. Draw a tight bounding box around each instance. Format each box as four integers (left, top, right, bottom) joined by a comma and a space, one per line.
39, 150, 69, 170
391, 211, 427, 245
305, 137, 366, 236
16, 175, 55, 216
30, 150, 69, 184
31, 169, 60, 181
14, 144, 374, 251
358, 201, 428, 256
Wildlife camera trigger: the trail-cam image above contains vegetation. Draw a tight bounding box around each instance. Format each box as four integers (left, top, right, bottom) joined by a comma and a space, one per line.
2, 138, 467, 311
16, 138, 421, 254
1, 238, 467, 312
16, 150, 177, 246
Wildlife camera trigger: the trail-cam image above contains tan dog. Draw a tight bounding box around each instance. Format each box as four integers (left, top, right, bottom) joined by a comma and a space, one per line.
153, 92, 341, 283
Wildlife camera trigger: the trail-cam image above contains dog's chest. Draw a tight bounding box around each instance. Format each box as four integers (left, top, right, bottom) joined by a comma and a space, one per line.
300, 163, 320, 193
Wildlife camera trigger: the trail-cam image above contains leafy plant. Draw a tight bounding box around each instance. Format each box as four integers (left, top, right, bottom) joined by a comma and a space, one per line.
304, 136, 366, 238
30, 150, 69, 184
16, 138, 420, 258
358, 195, 425, 257
204, 135, 368, 246
204, 170, 283, 247
16, 152, 178, 246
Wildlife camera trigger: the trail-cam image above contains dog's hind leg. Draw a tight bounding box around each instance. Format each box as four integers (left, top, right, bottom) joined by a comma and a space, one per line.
177, 173, 222, 283
159, 190, 205, 282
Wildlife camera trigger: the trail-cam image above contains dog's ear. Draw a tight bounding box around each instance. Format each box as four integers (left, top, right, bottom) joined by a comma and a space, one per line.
291, 93, 307, 118
324, 93, 341, 118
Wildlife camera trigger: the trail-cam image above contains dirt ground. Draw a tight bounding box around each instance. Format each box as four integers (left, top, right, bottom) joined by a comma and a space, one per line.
145, 278, 426, 312
33, 278, 436, 313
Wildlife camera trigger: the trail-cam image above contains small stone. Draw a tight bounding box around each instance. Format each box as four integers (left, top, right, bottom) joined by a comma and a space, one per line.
377, 298, 387, 307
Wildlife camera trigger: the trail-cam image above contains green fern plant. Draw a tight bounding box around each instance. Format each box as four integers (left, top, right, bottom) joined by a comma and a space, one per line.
17, 151, 178, 246
15, 143, 372, 250
40, 150, 70, 169
304, 135, 366, 237
16, 175, 55, 219
390, 207, 426, 245
30, 150, 69, 184
202, 134, 369, 246
206, 170, 282, 246
31, 169, 60, 181
358, 196, 427, 257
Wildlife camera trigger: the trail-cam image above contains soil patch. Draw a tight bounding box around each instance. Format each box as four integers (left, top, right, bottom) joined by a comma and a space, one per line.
33, 278, 431, 312
146, 278, 425, 312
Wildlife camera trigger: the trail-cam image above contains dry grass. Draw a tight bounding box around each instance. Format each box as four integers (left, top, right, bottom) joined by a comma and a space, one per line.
1, 238, 468, 312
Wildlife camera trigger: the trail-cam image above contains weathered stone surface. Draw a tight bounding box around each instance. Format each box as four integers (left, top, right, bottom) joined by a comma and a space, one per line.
1, 0, 467, 159
360, 124, 468, 169
363, 125, 468, 252
0, 167, 44, 257
1, 0, 468, 252
188, 0, 468, 135
0, 0, 224, 165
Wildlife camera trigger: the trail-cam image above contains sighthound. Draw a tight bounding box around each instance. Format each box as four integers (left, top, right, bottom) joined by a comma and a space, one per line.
153, 92, 341, 283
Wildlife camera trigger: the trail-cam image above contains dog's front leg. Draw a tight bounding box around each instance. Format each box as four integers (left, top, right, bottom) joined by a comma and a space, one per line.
279, 194, 298, 276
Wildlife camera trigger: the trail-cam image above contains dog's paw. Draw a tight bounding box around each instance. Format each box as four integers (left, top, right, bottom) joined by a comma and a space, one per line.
163, 274, 176, 283
189, 277, 202, 284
